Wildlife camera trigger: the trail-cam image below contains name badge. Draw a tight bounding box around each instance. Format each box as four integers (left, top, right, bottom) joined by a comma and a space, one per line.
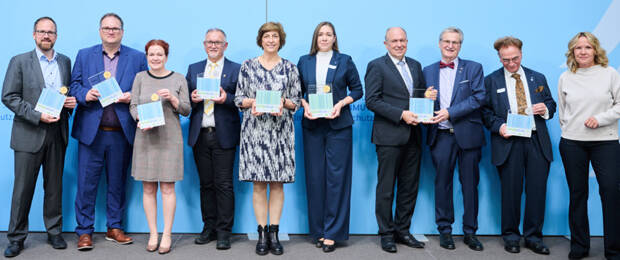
328, 65, 337, 69
497, 88, 506, 93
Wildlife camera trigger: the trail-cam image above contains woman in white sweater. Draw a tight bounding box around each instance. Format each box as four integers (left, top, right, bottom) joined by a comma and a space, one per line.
558, 32, 620, 260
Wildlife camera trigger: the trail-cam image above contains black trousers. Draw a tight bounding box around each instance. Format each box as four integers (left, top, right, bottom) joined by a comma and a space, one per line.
8, 123, 65, 243
375, 129, 422, 237
497, 133, 549, 243
559, 138, 620, 259
193, 128, 236, 236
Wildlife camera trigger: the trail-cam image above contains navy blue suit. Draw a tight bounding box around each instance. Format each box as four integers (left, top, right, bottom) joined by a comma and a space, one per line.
297, 51, 363, 241
186, 58, 240, 237
69, 44, 147, 235
482, 66, 556, 243
365, 54, 426, 237
422, 58, 485, 235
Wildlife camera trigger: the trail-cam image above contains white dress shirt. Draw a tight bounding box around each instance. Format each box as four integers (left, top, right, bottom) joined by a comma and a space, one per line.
438, 58, 459, 129
503, 66, 549, 131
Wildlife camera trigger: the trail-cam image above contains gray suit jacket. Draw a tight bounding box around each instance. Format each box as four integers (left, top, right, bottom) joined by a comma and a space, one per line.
2, 50, 72, 153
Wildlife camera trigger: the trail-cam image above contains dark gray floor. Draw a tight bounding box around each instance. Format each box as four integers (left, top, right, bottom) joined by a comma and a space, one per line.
0, 232, 607, 259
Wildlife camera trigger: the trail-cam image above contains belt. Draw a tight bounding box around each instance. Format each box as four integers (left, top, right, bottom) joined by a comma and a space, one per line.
437, 128, 454, 134
201, 127, 216, 133
99, 126, 122, 131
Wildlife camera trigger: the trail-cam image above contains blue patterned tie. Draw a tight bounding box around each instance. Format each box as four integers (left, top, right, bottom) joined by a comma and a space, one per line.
398, 60, 413, 96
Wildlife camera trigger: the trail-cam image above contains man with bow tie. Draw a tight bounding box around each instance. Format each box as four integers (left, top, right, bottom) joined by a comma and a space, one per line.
481, 36, 555, 255
422, 27, 486, 251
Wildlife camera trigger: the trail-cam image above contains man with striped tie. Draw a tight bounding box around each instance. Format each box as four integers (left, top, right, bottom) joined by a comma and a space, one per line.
186, 28, 241, 250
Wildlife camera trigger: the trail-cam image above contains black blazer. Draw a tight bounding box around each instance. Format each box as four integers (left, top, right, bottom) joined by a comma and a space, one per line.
186, 58, 241, 149
297, 51, 363, 129
482, 66, 556, 165
364, 54, 426, 146
2, 50, 72, 152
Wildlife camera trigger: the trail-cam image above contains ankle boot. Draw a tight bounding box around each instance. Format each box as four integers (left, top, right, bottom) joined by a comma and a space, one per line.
255, 225, 269, 255
268, 224, 283, 255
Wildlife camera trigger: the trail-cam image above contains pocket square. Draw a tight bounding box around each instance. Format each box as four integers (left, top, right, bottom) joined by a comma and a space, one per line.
328, 64, 337, 69
535, 85, 544, 93
497, 88, 506, 93
459, 79, 469, 84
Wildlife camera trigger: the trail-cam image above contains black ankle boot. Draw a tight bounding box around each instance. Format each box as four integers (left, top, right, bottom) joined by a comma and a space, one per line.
268, 224, 283, 255
255, 225, 269, 255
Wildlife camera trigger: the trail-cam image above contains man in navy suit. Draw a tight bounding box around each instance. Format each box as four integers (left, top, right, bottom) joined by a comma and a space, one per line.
69, 13, 147, 250
481, 36, 555, 255
365, 27, 430, 253
422, 27, 486, 251
186, 28, 240, 250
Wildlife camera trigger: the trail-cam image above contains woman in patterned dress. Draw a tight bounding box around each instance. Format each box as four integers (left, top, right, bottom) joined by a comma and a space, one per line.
129, 39, 190, 254
234, 22, 300, 256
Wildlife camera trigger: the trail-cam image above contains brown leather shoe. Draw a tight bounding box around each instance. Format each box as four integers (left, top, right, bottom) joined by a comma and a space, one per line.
77, 234, 93, 251
105, 228, 133, 244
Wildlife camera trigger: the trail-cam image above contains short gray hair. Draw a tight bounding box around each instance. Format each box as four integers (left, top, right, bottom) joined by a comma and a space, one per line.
439, 27, 463, 43
206, 28, 227, 41
385, 27, 407, 41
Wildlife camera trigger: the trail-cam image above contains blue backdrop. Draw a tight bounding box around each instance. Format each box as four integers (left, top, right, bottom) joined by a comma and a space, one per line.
1, 0, 619, 235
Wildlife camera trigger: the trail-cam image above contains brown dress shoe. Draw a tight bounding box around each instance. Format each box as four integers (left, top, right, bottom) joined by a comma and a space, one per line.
105, 228, 133, 244
77, 234, 93, 251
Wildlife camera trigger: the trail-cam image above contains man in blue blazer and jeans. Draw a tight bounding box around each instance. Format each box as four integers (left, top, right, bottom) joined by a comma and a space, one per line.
481, 36, 555, 255
186, 28, 241, 250
422, 27, 486, 251
69, 13, 147, 250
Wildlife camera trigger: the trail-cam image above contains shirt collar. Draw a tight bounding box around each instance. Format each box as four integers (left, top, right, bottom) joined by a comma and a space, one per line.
440, 57, 459, 70
207, 56, 225, 68
35, 47, 57, 62
503, 66, 524, 79
102, 45, 121, 57
388, 53, 406, 66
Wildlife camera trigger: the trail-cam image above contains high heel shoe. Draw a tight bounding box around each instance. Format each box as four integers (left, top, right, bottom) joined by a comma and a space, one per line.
158, 234, 171, 254
315, 238, 324, 248
146, 234, 158, 252
268, 224, 283, 255
255, 225, 269, 255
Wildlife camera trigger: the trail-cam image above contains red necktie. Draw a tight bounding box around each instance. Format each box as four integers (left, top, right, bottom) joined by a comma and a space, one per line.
439, 61, 454, 69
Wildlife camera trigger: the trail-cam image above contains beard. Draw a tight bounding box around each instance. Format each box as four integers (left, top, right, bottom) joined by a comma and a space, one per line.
37, 40, 54, 51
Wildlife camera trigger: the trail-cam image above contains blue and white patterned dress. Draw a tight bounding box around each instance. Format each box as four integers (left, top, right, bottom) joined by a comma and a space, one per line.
234, 57, 301, 183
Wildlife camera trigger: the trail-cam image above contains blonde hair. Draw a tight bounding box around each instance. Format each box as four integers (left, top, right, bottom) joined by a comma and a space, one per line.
565, 32, 608, 73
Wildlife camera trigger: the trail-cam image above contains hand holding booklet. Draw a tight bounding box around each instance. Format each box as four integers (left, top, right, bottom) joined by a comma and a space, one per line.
89, 71, 123, 108
255, 90, 282, 113
137, 97, 165, 129
409, 98, 434, 123
35, 87, 66, 118
505, 112, 532, 138
196, 73, 221, 99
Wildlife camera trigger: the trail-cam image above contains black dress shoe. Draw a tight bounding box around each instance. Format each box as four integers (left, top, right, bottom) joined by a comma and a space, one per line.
255, 225, 269, 256
314, 239, 323, 248
48, 234, 67, 249
504, 240, 520, 253
395, 233, 424, 248
322, 243, 336, 253
380, 236, 397, 253
268, 225, 283, 255
4, 241, 23, 258
216, 238, 231, 250
439, 233, 455, 250
568, 250, 589, 259
525, 241, 549, 255
195, 228, 217, 245
463, 234, 483, 251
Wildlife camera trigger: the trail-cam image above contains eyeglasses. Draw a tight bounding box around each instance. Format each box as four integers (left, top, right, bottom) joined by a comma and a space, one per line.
204, 41, 226, 46
100, 27, 122, 33
441, 40, 461, 46
35, 30, 57, 36
501, 56, 521, 64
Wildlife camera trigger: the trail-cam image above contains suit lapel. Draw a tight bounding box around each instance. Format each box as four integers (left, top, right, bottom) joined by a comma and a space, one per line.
523, 67, 538, 104
29, 50, 45, 90
450, 58, 463, 105
384, 55, 409, 96
57, 55, 68, 85
494, 69, 510, 113
222, 58, 231, 84
115, 46, 129, 83
325, 52, 338, 85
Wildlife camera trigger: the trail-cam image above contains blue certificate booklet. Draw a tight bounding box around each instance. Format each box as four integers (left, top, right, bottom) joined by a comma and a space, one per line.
137, 101, 165, 129
409, 98, 434, 123
196, 75, 220, 99
255, 90, 282, 113
506, 113, 532, 137
88, 72, 123, 108
35, 87, 66, 118
309, 93, 333, 118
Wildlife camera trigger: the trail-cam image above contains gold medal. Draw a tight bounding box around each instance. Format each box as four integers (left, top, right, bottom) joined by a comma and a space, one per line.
59, 86, 68, 95
151, 93, 159, 101
322, 85, 331, 93
103, 71, 112, 79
